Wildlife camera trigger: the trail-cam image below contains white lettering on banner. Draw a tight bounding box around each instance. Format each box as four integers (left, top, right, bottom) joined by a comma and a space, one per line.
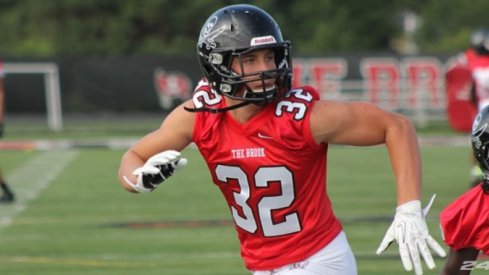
293, 58, 347, 100
361, 58, 401, 109
402, 57, 443, 108
155, 56, 451, 125
293, 56, 447, 111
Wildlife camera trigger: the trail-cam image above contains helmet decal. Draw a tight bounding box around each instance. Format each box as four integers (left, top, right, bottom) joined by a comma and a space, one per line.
199, 16, 225, 50
251, 36, 277, 46
472, 112, 486, 136
472, 123, 487, 150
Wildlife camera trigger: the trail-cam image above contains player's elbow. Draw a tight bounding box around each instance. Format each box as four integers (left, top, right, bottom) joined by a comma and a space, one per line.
397, 114, 416, 132
387, 114, 417, 140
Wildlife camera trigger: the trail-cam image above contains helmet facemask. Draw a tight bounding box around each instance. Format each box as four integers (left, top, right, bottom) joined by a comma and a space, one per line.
210, 43, 292, 105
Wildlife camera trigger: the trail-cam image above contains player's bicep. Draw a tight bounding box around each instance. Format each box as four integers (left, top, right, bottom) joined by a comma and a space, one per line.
131, 101, 195, 160
312, 101, 393, 146
159, 100, 195, 146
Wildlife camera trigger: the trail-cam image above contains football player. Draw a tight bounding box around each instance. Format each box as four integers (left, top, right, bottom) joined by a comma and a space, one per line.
440, 105, 489, 275
118, 4, 445, 274
446, 29, 489, 186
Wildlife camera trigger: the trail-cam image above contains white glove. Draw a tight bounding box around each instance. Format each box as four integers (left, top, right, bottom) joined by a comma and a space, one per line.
376, 195, 446, 275
123, 150, 188, 193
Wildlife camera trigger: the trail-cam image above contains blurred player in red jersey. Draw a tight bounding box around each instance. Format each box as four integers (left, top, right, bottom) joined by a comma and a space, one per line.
118, 4, 445, 274
446, 29, 489, 186
0, 59, 15, 203
440, 106, 489, 275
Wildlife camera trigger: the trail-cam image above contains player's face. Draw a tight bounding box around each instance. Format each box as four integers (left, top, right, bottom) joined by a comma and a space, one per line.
231, 48, 276, 92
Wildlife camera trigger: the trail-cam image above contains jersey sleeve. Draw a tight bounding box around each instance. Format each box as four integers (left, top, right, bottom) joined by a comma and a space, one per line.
191, 79, 224, 145
440, 185, 489, 255
275, 86, 323, 150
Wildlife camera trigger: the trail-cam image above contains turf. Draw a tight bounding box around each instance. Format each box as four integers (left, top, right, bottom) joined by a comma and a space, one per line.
0, 144, 486, 274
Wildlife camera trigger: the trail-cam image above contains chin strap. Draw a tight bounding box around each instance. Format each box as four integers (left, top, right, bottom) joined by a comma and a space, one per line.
184, 100, 251, 114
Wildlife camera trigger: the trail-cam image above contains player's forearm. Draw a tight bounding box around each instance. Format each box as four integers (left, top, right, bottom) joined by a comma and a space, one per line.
385, 115, 422, 205
118, 150, 144, 193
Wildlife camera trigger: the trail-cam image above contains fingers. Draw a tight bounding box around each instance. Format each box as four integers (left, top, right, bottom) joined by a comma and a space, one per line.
426, 235, 447, 258
133, 166, 160, 175
408, 241, 423, 275
138, 150, 188, 175
123, 175, 152, 193
408, 236, 446, 275
410, 237, 444, 275
375, 240, 390, 255
396, 225, 413, 272
380, 195, 445, 275
131, 150, 188, 193
399, 241, 413, 272
376, 223, 395, 255
175, 158, 188, 170
147, 150, 182, 166
418, 240, 435, 270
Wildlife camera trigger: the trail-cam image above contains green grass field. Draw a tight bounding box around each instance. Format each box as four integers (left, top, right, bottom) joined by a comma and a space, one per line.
0, 124, 486, 274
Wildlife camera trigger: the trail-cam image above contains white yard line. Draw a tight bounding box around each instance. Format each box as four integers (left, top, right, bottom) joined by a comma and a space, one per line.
0, 150, 79, 230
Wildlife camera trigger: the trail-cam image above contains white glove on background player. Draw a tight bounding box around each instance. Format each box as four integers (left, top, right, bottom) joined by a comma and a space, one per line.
376, 195, 446, 275
124, 150, 188, 193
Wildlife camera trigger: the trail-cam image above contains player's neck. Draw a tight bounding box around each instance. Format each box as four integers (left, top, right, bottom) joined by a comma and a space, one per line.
225, 97, 264, 124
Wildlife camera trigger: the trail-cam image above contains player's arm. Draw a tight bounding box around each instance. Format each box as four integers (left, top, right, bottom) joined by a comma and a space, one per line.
310, 100, 446, 274
310, 100, 420, 204
118, 100, 195, 193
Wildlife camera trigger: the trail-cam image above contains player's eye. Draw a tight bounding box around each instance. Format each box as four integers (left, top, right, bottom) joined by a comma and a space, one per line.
242, 57, 255, 65
265, 53, 275, 62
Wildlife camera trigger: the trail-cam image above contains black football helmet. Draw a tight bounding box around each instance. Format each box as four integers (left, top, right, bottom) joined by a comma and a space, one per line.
195, 4, 292, 109
471, 105, 489, 192
470, 29, 489, 55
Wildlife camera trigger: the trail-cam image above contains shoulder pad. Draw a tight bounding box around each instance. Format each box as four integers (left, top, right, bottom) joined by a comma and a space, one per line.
191, 78, 223, 109
301, 86, 320, 100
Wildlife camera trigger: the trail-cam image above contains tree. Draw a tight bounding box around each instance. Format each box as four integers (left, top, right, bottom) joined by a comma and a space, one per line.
2, 0, 487, 57
416, 0, 489, 53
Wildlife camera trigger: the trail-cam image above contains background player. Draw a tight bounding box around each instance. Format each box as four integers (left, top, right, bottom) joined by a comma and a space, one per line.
440, 105, 489, 275
118, 4, 445, 274
446, 29, 489, 186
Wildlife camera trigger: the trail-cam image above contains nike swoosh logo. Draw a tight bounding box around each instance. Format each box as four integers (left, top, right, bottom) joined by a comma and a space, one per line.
258, 133, 273, 139
397, 222, 406, 243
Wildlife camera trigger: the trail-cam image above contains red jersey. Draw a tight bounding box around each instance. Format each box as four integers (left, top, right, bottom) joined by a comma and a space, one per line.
191, 80, 342, 270
440, 184, 489, 255
460, 49, 489, 109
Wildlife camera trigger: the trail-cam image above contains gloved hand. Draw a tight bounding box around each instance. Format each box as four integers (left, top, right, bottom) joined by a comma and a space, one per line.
376, 195, 446, 275
124, 150, 188, 193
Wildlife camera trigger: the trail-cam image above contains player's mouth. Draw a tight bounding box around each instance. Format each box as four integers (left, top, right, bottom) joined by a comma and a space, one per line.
251, 85, 276, 93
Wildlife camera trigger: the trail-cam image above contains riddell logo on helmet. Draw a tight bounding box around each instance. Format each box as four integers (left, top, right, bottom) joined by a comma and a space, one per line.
251, 36, 277, 46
